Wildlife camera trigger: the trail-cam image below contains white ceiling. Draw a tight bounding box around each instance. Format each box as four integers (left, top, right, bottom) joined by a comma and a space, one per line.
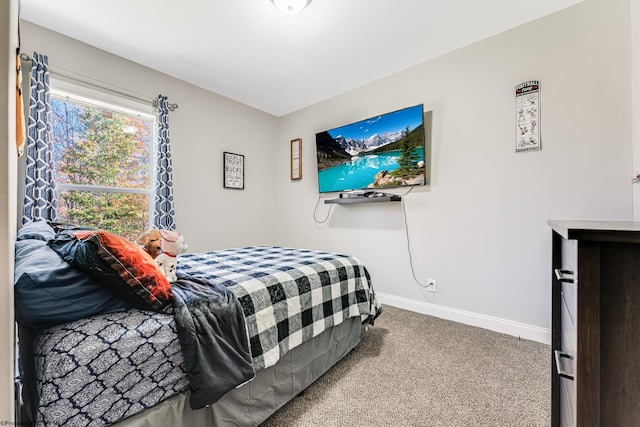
20, 0, 582, 117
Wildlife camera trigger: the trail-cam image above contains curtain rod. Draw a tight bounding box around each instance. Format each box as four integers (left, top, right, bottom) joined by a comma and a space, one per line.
19, 53, 178, 112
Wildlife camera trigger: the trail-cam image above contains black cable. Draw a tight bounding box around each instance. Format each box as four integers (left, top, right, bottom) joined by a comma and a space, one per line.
399, 185, 415, 198
401, 191, 429, 288
314, 186, 428, 289
313, 194, 334, 224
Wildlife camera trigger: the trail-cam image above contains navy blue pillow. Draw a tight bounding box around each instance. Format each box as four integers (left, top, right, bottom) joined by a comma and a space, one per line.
16, 220, 55, 242
14, 239, 132, 329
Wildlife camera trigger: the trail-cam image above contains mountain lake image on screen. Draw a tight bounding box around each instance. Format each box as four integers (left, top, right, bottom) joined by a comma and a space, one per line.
315, 104, 427, 193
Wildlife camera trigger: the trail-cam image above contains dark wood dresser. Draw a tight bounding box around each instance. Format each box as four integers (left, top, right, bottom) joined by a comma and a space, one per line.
549, 220, 640, 427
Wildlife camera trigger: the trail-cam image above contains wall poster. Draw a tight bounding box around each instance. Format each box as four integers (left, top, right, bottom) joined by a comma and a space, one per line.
515, 81, 540, 152
223, 151, 244, 189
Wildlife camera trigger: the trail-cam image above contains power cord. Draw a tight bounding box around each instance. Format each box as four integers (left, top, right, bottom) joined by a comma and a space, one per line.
400, 188, 431, 290
313, 194, 334, 225
313, 187, 432, 291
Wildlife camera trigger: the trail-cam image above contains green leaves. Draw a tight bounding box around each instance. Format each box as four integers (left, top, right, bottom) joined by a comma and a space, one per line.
52, 97, 153, 240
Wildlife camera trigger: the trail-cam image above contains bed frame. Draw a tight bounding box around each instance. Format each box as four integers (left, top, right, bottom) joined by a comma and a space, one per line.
113, 317, 362, 426
17, 317, 363, 426
15, 226, 378, 426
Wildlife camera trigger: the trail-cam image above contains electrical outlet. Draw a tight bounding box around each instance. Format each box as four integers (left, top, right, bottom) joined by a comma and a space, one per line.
426, 279, 437, 293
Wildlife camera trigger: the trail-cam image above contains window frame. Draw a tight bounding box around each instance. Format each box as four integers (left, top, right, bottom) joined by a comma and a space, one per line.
50, 78, 157, 229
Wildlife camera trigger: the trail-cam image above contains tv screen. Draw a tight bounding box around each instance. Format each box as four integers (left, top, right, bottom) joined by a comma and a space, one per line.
315, 104, 427, 193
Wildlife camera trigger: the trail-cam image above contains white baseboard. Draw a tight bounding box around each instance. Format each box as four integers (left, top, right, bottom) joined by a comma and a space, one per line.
376, 292, 551, 345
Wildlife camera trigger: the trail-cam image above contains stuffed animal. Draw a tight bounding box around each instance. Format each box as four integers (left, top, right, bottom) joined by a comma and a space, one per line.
154, 229, 188, 283
135, 229, 163, 259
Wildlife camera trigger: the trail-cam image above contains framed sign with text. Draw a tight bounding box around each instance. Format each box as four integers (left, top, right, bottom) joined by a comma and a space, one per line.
515, 80, 541, 152
223, 151, 244, 190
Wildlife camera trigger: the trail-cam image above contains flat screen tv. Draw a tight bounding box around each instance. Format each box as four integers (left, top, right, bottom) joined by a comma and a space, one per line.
315, 104, 427, 193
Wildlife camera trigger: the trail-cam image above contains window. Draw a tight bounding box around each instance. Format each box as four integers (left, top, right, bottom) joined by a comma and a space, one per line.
51, 85, 155, 241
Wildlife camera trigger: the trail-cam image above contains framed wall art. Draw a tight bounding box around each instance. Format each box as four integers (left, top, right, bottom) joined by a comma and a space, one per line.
223, 151, 244, 190
515, 80, 541, 152
290, 138, 302, 181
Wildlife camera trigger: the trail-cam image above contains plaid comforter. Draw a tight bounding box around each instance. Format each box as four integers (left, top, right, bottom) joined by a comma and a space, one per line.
29, 246, 378, 426
179, 246, 379, 370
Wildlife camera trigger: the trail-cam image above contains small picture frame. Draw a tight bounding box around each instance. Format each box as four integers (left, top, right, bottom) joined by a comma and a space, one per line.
223, 151, 244, 190
290, 138, 302, 181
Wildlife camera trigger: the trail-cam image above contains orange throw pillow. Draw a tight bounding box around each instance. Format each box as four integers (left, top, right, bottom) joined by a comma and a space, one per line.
73, 230, 173, 311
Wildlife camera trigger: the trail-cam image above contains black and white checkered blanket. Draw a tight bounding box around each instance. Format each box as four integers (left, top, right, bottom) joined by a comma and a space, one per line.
29, 246, 378, 426
178, 246, 379, 370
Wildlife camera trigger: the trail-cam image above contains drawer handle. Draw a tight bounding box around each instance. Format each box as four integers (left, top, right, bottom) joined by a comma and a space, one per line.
554, 269, 574, 283
554, 350, 575, 380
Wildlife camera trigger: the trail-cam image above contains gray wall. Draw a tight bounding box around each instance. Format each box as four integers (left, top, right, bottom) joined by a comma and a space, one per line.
273, 0, 633, 341
19, 22, 281, 253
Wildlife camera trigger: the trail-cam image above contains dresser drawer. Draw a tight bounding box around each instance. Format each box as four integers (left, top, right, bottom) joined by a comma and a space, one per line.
561, 281, 577, 330
560, 376, 576, 427
557, 286, 576, 426
559, 294, 576, 370
549, 221, 640, 427
560, 238, 578, 278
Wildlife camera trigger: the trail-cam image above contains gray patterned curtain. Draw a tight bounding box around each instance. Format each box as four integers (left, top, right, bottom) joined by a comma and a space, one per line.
22, 51, 57, 224
153, 95, 176, 230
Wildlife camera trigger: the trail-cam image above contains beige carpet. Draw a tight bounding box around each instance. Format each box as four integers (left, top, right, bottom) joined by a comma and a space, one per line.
262, 305, 550, 426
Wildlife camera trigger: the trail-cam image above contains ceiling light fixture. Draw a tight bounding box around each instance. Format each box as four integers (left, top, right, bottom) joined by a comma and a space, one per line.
271, 0, 311, 15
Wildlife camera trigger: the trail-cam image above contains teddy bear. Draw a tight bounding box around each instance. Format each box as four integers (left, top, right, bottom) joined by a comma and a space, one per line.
135, 229, 163, 259
153, 229, 188, 283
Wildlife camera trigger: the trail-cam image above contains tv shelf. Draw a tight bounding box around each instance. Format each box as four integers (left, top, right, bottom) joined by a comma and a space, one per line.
325, 195, 401, 204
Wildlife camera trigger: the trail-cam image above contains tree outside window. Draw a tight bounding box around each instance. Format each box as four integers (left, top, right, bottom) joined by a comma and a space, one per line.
51, 92, 154, 241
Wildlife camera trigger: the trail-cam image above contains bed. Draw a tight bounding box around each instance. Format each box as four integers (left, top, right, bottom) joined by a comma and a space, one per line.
15, 221, 380, 426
